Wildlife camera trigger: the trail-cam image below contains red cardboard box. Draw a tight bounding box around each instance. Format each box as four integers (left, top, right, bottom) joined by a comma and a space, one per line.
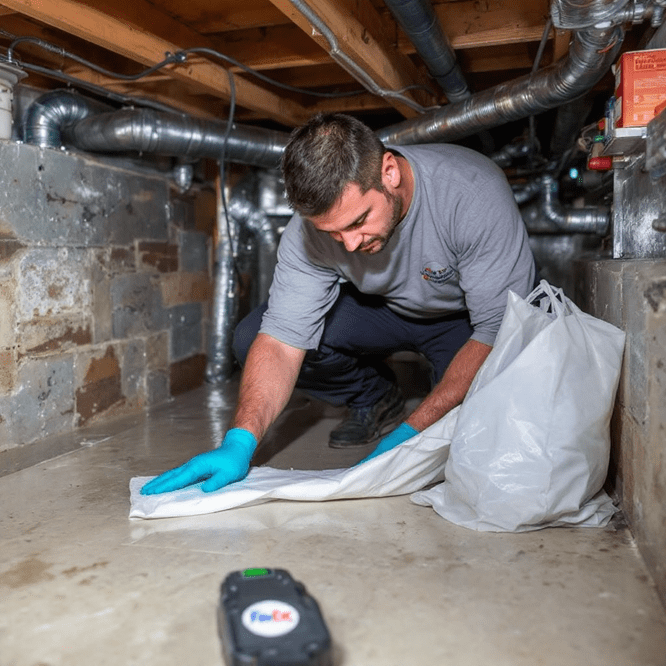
614, 49, 666, 127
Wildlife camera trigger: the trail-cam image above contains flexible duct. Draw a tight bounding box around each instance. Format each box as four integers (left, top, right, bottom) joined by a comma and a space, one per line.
383, 0, 469, 102
377, 11, 624, 144
521, 174, 609, 234
24, 92, 289, 169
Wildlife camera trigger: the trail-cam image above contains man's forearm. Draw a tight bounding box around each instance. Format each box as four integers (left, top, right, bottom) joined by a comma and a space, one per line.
405, 339, 492, 432
231, 333, 306, 441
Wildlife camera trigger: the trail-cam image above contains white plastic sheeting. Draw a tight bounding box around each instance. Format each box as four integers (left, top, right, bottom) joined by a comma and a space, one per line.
129, 406, 458, 519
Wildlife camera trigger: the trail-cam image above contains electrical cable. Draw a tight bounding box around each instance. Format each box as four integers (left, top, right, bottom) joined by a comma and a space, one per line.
11, 60, 186, 115
217, 65, 244, 284
527, 17, 553, 169
2, 32, 392, 99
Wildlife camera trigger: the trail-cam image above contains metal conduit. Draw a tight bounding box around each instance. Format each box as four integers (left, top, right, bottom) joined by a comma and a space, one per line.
286, 0, 435, 113
383, 0, 469, 102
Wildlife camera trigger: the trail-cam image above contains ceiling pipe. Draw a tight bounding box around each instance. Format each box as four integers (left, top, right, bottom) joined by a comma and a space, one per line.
383, 0, 469, 103
377, 0, 625, 145
24, 92, 289, 169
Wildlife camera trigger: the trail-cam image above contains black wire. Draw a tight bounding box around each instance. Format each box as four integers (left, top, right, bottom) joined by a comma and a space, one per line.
7, 36, 182, 80
218, 67, 244, 284
527, 17, 554, 168
5, 32, 435, 100
4, 32, 374, 99
12, 60, 187, 114
176, 46, 434, 98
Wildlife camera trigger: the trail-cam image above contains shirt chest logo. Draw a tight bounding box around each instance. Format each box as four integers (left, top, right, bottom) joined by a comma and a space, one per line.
420, 262, 456, 284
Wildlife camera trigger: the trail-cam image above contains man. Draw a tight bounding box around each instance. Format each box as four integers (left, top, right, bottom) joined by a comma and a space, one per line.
142, 113, 535, 496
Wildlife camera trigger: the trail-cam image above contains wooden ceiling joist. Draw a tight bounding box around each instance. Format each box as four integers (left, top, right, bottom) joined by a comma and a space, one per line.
267, 0, 438, 118
0, 0, 307, 125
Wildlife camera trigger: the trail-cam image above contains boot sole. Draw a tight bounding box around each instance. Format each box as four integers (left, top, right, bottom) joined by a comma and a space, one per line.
328, 403, 406, 449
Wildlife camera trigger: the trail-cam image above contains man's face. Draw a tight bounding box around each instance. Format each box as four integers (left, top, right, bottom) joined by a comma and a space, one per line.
307, 182, 404, 255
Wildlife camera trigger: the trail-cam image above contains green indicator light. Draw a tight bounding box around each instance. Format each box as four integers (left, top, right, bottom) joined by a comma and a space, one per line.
243, 568, 270, 578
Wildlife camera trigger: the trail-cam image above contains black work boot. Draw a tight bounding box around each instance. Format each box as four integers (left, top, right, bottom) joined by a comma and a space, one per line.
328, 384, 406, 448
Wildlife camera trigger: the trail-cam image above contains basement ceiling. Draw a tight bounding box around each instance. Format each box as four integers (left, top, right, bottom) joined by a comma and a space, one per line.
0, 0, 587, 132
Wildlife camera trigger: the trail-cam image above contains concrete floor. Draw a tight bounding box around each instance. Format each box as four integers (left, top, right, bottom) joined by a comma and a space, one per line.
2, 382, 666, 666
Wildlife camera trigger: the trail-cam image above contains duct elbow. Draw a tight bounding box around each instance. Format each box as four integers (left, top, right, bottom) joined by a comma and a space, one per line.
541, 174, 610, 234
24, 91, 91, 149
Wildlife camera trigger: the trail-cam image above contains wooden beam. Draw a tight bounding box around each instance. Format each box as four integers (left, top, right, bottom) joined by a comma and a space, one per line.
156, 0, 291, 34
217, 24, 330, 71
1, 0, 307, 125
267, 0, 437, 118
458, 44, 535, 74
62, 65, 226, 120
553, 29, 572, 62
396, 0, 550, 51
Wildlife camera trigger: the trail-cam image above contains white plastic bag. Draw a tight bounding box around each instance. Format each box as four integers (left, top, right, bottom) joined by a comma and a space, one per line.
411, 281, 625, 532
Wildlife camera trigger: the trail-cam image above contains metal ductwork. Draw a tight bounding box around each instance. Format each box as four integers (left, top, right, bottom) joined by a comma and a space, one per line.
228, 197, 278, 306
378, 0, 625, 145
206, 173, 241, 385
24, 92, 289, 169
490, 139, 534, 168
383, 0, 469, 102
24, 90, 91, 147
551, 0, 630, 28
206, 195, 280, 384
521, 174, 609, 234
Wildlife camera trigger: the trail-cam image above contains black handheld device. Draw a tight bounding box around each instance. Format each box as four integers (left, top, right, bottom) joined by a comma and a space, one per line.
217, 568, 333, 666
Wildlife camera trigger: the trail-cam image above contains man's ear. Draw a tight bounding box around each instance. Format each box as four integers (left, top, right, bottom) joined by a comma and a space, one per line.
381, 151, 401, 190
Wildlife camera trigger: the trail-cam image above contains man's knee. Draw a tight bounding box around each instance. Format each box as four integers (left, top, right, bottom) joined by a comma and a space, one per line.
232, 303, 267, 366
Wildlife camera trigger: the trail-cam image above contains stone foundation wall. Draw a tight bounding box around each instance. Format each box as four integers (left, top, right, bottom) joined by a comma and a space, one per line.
574, 258, 666, 605
0, 142, 215, 470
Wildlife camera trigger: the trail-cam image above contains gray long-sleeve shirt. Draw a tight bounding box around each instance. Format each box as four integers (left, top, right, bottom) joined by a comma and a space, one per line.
260, 143, 535, 349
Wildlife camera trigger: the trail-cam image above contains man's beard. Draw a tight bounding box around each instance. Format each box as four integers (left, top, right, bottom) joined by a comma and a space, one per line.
358, 190, 403, 254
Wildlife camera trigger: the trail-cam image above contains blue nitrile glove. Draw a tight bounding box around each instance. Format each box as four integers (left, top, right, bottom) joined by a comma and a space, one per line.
140, 428, 257, 494
357, 422, 419, 464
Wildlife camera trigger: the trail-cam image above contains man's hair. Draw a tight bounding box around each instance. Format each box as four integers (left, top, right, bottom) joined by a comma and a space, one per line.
281, 113, 386, 217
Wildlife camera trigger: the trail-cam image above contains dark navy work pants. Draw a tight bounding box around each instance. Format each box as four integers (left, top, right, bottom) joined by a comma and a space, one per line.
232, 284, 474, 409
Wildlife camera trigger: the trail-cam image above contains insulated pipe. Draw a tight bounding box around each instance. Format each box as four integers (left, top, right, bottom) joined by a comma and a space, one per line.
522, 174, 609, 234
377, 22, 624, 145
383, 0, 469, 102
24, 93, 289, 169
